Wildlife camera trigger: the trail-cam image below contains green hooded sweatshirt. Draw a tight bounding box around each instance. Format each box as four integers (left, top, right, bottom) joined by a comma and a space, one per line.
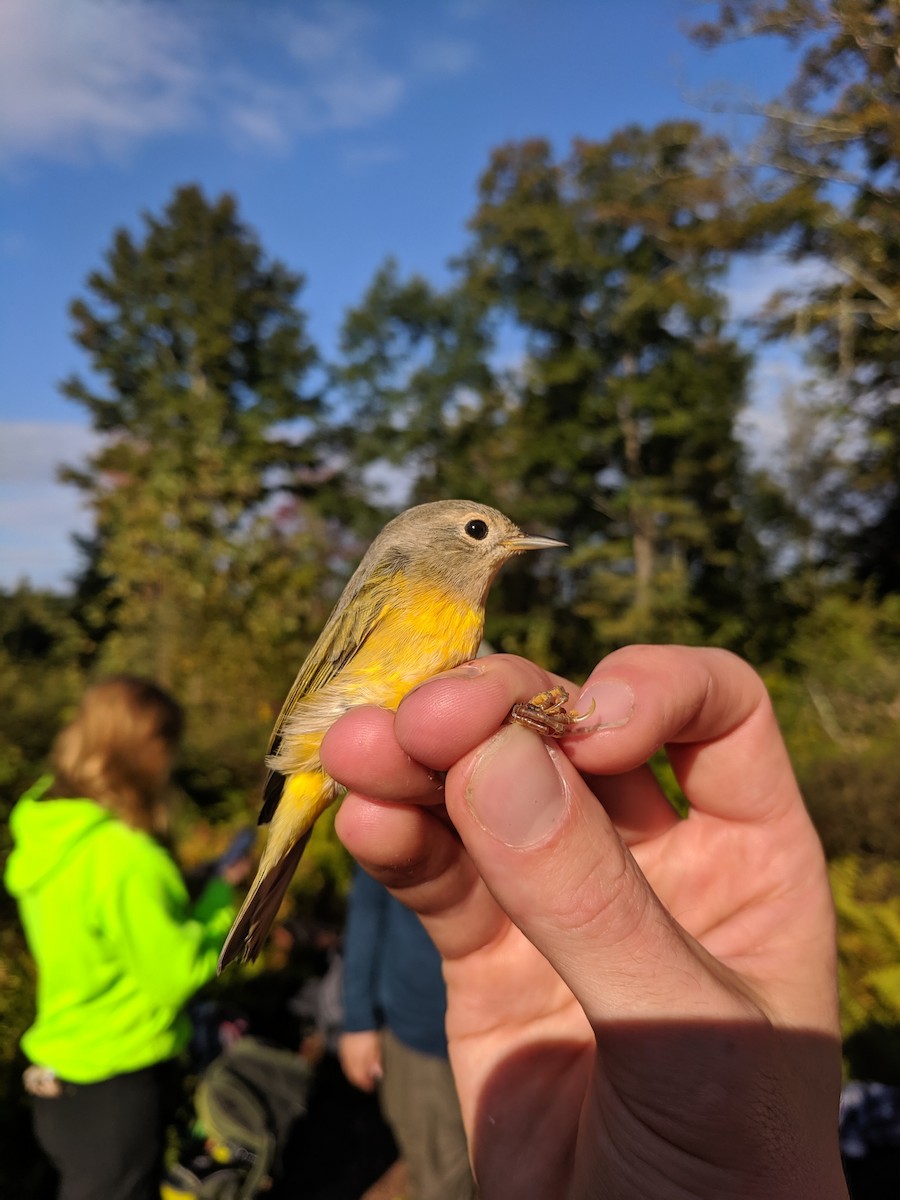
4, 778, 238, 1084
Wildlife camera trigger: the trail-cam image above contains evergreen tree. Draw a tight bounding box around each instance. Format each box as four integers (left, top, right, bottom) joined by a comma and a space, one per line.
60, 185, 333, 793
337, 126, 769, 670
335, 258, 496, 511
469, 128, 758, 651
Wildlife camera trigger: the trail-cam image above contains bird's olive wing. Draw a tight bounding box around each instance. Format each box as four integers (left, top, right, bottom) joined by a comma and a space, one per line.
265, 551, 405, 755
256, 556, 403, 825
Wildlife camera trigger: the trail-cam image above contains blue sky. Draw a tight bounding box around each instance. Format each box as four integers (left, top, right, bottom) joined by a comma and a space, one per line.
0, 0, 801, 589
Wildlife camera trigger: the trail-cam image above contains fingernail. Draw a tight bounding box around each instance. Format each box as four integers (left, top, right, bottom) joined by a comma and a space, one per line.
439, 661, 486, 679
466, 724, 568, 847
576, 678, 634, 729
405, 661, 486, 700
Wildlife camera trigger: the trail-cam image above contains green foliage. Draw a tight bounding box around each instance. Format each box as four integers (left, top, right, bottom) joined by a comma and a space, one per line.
695, 0, 900, 593
831, 857, 900, 1082
761, 591, 900, 860
787, 590, 900, 745
525, 129, 755, 640
0, 587, 86, 810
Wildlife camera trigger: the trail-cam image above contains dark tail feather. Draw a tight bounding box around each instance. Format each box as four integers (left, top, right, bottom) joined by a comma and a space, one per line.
217, 831, 311, 973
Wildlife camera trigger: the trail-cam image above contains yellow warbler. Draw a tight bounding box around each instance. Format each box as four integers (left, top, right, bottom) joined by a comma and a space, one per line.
218, 500, 563, 970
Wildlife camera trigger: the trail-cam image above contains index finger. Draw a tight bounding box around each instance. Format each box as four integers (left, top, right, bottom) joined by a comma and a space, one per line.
565, 645, 800, 823
394, 647, 800, 826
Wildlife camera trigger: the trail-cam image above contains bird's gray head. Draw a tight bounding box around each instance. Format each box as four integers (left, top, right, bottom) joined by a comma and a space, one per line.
369, 499, 565, 608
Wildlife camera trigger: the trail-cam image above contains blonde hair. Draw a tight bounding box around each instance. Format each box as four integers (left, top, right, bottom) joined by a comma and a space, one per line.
50, 676, 184, 834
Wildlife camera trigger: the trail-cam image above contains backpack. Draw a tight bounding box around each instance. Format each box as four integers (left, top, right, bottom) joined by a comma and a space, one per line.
165, 1037, 312, 1200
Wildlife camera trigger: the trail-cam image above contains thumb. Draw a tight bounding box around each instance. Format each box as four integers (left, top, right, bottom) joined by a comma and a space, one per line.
445, 723, 750, 1028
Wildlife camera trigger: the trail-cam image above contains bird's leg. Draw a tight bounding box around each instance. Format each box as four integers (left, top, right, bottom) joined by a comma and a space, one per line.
508, 686, 595, 737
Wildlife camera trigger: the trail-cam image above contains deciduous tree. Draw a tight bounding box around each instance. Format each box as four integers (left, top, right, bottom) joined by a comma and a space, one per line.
695, 0, 900, 590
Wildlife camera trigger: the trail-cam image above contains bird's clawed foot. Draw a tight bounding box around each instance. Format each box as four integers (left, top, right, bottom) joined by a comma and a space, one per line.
508, 686, 595, 737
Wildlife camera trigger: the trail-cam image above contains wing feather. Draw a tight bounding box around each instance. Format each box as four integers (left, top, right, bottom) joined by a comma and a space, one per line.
258, 552, 405, 825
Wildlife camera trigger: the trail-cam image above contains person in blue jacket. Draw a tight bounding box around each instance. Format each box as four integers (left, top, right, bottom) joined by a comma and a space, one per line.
338, 866, 476, 1200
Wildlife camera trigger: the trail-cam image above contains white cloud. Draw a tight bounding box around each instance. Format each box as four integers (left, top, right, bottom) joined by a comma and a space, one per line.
0, 420, 98, 484
278, 4, 405, 133
284, 2, 376, 65
0, 0, 474, 168
0, 0, 202, 167
0, 421, 98, 589
226, 98, 294, 153
309, 68, 405, 130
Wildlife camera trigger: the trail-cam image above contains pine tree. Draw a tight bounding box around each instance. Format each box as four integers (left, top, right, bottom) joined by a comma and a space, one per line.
336, 127, 768, 670
60, 185, 333, 791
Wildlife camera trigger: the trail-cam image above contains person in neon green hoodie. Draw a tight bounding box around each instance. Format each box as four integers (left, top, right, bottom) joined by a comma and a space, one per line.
4, 676, 253, 1200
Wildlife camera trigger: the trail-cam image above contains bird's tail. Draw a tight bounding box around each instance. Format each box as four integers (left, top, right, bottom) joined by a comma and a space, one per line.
217, 829, 312, 972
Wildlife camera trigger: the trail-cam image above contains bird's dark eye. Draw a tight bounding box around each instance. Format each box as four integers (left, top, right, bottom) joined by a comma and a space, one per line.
465, 518, 489, 541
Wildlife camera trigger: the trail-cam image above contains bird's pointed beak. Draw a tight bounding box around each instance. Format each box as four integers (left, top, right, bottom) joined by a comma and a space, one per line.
502, 533, 567, 552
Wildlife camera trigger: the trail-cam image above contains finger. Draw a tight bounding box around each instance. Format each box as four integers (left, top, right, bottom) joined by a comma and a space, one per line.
336, 784, 586, 1096
393, 655, 679, 847
393, 650, 778, 834
334, 790, 508, 961
395, 655, 566, 771
563, 645, 800, 823
443, 722, 757, 1028
570, 649, 838, 1035
321, 706, 443, 803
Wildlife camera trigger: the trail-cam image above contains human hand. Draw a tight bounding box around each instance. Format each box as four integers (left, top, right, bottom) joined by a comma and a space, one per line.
321, 648, 849, 1200
338, 1030, 384, 1093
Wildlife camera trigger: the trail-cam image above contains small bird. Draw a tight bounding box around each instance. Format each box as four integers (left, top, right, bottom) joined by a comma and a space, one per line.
218, 500, 564, 970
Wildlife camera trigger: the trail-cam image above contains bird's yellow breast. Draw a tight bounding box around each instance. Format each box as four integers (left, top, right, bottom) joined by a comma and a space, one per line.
268, 579, 485, 781
345, 580, 484, 708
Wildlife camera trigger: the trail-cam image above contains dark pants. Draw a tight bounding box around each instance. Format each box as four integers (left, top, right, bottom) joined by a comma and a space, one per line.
32, 1061, 175, 1200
